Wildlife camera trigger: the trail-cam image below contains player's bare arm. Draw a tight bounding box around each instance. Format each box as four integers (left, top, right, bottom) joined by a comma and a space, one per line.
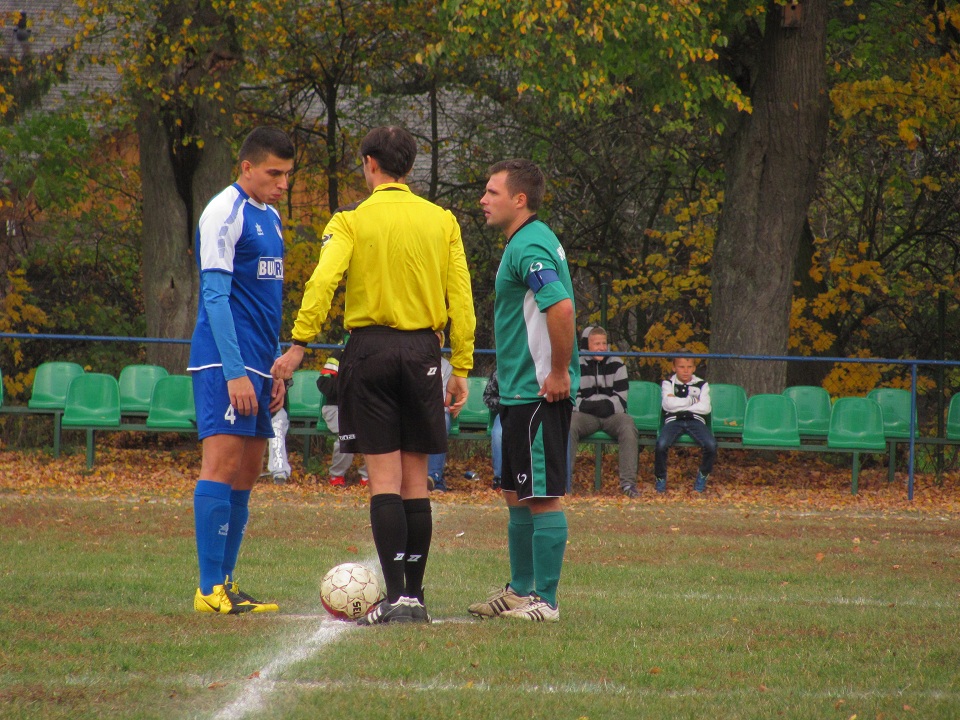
269, 377, 287, 414
272, 344, 305, 381
539, 298, 575, 402
227, 375, 259, 416
446, 374, 469, 417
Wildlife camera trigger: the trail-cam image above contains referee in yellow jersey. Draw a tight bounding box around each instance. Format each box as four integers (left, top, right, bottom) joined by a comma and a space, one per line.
272, 126, 476, 625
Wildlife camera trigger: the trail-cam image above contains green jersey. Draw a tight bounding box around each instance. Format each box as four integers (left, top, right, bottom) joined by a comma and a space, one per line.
494, 217, 580, 405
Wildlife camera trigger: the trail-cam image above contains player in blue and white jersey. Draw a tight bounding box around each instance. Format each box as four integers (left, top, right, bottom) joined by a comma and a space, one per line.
187, 126, 295, 614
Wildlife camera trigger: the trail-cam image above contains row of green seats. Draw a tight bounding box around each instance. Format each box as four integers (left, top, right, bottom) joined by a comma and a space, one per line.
6, 362, 195, 432
62, 372, 195, 430
10, 364, 960, 448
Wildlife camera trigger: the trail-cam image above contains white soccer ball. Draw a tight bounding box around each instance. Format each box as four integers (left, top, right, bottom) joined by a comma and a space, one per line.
320, 562, 384, 620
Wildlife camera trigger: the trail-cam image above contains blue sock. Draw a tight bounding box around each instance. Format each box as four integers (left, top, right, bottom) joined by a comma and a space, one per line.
194, 480, 232, 595
221, 489, 251, 583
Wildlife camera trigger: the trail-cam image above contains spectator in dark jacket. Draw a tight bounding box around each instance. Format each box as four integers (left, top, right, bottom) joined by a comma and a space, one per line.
568, 326, 639, 497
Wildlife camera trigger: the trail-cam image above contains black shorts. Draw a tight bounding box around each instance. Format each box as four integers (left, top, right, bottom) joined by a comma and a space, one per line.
500, 400, 572, 500
337, 326, 447, 455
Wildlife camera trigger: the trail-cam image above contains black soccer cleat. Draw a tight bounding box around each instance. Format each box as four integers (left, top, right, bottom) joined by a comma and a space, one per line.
356, 597, 414, 625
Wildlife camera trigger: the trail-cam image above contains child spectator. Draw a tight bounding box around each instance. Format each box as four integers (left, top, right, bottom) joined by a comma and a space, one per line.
655, 353, 716, 493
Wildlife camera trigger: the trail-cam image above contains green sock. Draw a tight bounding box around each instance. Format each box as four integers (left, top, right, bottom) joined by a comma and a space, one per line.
507, 505, 534, 596
532, 511, 568, 607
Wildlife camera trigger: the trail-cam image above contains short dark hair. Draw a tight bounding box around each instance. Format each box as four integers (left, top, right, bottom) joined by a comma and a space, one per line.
487, 159, 545, 211
360, 126, 417, 179
238, 126, 295, 165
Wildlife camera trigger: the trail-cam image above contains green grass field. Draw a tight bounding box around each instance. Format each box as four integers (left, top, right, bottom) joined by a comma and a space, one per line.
3, 482, 960, 720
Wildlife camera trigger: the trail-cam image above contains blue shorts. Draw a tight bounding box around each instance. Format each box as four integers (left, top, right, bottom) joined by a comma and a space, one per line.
192, 368, 275, 440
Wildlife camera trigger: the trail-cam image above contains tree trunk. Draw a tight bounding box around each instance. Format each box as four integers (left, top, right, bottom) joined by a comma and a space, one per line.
709, 1, 829, 395
138, 107, 197, 373
138, 1, 240, 372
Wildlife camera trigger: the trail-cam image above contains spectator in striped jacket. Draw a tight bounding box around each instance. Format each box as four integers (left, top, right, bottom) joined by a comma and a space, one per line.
568, 326, 639, 498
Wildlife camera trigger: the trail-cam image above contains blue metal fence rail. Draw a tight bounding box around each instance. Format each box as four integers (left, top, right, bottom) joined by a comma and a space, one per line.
3, 332, 959, 500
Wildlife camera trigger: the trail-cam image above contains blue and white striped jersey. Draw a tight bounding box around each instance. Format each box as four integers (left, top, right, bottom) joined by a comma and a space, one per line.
188, 182, 284, 378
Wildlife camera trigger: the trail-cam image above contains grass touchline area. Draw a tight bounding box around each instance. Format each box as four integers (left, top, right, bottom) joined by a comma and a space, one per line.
3, 486, 960, 720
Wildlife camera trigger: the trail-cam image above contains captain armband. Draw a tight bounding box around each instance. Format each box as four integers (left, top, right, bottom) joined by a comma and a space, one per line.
525, 265, 560, 292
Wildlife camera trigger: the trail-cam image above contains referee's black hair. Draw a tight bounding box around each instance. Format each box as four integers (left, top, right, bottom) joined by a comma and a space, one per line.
487, 159, 545, 211
239, 126, 295, 165
360, 126, 417, 179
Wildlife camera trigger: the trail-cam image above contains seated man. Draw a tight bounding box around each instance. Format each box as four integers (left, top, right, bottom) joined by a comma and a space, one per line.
568, 326, 639, 497
654, 352, 716, 494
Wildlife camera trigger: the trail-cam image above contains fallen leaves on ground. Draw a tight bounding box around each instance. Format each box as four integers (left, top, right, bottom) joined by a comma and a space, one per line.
1, 439, 959, 515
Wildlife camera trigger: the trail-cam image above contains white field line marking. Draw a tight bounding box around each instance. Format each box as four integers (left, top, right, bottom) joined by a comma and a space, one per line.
217, 676, 960, 702
212, 617, 355, 720
666, 590, 955, 610
212, 555, 381, 720
211, 611, 474, 720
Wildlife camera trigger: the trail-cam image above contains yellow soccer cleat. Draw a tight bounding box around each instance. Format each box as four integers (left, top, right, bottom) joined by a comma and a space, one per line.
194, 584, 254, 614
226, 577, 279, 613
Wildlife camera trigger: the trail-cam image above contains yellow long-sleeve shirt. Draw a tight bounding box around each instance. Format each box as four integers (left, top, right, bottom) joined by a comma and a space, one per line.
292, 183, 476, 375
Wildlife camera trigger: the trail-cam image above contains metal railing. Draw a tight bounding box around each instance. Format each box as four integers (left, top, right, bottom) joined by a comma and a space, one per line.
3, 333, 959, 500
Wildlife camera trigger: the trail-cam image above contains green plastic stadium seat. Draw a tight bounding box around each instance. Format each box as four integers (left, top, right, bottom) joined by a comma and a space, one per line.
62, 374, 122, 428
118, 364, 169, 414
457, 376, 492, 431
146, 375, 196, 430
288, 370, 323, 421
285, 370, 327, 464
827, 397, 887, 494
28, 361, 85, 410
315, 390, 330, 434
827, 397, 886, 451
628, 380, 662, 434
62, 373, 122, 469
27, 362, 86, 457
947, 394, 960, 441
783, 385, 832, 437
742, 394, 800, 447
710, 383, 747, 437
866, 388, 915, 439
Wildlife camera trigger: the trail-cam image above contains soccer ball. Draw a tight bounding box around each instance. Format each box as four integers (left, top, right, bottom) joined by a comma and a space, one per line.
320, 562, 384, 620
